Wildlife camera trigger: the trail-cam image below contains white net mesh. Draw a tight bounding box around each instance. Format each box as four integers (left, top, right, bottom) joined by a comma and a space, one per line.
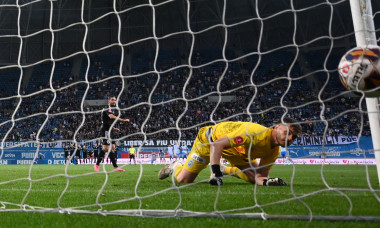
0, 0, 380, 221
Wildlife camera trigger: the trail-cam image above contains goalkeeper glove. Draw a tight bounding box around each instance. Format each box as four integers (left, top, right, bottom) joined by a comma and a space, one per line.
263, 177, 287, 186
209, 164, 223, 186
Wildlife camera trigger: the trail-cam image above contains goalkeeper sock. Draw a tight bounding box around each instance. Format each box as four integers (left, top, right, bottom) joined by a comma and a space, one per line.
224, 166, 250, 182
173, 163, 183, 179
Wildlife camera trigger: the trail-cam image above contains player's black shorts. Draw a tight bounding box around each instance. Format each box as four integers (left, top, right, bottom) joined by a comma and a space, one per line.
93, 151, 98, 157
64, 151, 69, 158
101, 128, 115, 145
130, 154, 135, 159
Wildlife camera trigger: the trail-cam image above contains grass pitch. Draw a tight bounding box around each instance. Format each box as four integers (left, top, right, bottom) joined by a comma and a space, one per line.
0, 164, 380, 227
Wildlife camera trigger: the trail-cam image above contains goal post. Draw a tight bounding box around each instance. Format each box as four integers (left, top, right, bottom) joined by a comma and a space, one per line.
349, 0, 380, 185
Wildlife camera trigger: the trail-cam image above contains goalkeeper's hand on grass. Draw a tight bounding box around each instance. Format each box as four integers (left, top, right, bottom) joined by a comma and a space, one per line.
263, 177, 287, 186
209, 164, 223, 186
209, 174, 223, 186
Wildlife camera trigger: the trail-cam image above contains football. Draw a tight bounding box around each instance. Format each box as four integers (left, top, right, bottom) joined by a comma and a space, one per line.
338, 46, 380, 97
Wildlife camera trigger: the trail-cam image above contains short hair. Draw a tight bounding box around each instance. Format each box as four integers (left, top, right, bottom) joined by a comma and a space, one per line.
279, 117, 302, 134
108, 95, 116, 100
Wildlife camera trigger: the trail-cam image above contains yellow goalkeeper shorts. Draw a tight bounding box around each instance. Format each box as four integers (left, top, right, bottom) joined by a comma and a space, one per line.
221, 150, 258, 166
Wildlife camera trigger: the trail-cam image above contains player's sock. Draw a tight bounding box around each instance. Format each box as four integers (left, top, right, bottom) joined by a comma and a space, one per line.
96, 150, 105, 166
109, 152, 118, 167
224, 166, 250, 182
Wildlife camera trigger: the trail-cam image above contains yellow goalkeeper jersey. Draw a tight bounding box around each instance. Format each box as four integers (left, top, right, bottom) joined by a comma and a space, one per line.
209, 121, 280, 169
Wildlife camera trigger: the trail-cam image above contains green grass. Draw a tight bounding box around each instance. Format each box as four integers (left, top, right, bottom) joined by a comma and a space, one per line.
0, 164, 380, 227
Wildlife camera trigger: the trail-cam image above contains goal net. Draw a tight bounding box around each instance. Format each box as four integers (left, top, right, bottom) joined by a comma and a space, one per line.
0, 0, 380, 221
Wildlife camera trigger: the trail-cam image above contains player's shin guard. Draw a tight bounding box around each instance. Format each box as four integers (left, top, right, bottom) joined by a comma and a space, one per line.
224, 167, 250, 182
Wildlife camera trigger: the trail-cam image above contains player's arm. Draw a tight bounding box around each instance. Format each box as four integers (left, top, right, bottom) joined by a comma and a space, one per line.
258, 153, 287, 186
108, 113, 130, 122
209, 136, 231, 186
210, 136, 231, 165
255, 167, 269, 186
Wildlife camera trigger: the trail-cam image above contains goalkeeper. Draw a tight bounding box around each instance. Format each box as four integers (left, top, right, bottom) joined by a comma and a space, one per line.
158, 118, 301, 186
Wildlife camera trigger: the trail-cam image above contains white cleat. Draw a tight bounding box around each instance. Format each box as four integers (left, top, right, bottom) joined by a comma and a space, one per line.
158, 161, 178, 180
220, 163, 226, 175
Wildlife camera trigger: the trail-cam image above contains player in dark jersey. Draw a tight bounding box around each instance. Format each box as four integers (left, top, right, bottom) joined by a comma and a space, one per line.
92, 143, 99, 164
94, 96, 130, 172
75, 144, 82, 165
87, 146, 93, 164
64, 145, 69, 164
82, 145, 88, 164
69, 144, 75, 164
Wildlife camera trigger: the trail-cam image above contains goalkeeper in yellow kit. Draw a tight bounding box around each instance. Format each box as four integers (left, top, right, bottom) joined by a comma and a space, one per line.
158, 117, 302, 186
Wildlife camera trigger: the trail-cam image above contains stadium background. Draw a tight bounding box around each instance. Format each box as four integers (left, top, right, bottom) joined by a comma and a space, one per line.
0, 0, 379, 165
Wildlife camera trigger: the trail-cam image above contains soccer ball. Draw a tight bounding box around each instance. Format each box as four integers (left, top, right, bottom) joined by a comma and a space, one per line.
338, 46, 380, 97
